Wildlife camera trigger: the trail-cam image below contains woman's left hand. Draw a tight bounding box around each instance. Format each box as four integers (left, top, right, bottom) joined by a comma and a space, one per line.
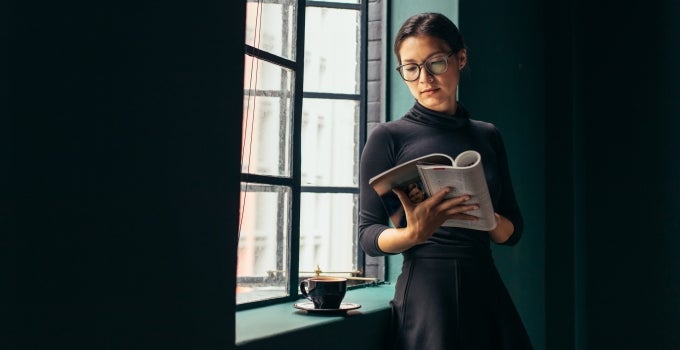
488, 213, 514, 243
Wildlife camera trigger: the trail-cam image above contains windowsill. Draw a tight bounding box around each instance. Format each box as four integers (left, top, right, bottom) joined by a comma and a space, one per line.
235, 284, 395, 347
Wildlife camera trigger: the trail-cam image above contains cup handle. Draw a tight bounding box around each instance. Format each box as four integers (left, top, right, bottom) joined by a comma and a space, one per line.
299, 280, 309, 298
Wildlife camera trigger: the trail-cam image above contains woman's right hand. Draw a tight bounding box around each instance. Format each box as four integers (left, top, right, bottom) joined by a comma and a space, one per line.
377, 187, 479, 253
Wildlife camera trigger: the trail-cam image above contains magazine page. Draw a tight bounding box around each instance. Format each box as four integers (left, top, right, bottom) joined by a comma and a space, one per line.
416, 151, 496, 231
369, 153, 453, 228
368, 153, 453, 196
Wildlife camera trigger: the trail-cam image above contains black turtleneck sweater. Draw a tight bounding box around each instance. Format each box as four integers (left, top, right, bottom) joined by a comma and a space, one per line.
358, 101, 523, 258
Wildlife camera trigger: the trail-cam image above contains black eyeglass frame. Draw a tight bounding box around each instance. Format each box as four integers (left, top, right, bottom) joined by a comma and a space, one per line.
395, 52, 456, 82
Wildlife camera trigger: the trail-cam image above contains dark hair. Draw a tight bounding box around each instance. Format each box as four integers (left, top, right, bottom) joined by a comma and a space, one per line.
393, 12, 467, 64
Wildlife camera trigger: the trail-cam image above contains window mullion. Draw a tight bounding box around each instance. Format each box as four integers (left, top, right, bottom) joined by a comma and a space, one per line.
278, 4, 293, 281
287, 0, 306, 300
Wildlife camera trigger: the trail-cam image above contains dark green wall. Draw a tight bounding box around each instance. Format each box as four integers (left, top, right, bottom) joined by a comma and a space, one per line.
461, 0, 680, 349
389, 0, 680, 349
11, 2, 244, 349
457, 1, 547, 348
573, 0, 680, 348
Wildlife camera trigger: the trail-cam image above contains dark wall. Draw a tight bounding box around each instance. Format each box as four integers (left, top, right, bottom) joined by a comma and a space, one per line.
11, 2, 244, 349
463, 0, 680, 349
458, 1, 547, 348
573, 0, 680, 348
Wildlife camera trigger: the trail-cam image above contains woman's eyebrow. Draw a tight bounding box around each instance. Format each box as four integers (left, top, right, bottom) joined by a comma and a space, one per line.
401, 52, 447, 63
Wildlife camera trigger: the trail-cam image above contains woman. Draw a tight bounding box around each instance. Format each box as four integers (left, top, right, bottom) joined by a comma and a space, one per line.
358, 13, 533, 349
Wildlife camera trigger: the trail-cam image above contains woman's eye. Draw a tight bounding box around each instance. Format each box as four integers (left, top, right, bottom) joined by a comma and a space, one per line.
403, 65, 418, 72
428, 59, 445, 67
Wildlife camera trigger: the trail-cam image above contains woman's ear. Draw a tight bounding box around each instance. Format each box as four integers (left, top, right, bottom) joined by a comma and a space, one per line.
457, 49, 468, 70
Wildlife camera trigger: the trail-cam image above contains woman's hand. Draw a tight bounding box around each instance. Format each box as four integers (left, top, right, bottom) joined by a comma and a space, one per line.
488, 213, 515, 243
396, 186, 479, 243
377, 186, 479, 253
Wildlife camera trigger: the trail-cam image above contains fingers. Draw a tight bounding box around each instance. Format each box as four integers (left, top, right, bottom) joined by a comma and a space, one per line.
428, 186, 452, 201
392, 187, 413, 210
430, 187, 470, 205
431, 188, 479, 218
445, 208, 480, 221
394, 186, 479, 222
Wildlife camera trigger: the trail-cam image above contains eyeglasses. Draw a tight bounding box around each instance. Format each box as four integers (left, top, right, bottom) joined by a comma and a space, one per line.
396, 52, 455, 82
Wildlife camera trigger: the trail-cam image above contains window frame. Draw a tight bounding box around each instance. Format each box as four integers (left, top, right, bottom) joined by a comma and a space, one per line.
239, 0, 368, 310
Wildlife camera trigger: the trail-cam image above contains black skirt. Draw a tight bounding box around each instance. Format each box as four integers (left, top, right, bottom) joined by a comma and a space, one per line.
389, 250, 533, 350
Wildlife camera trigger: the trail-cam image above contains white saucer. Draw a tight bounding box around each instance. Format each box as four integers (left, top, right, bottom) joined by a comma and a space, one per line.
293, 302, 362, 314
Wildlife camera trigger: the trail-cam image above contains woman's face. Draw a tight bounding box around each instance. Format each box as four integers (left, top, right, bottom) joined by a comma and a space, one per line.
397, 35, 466, 115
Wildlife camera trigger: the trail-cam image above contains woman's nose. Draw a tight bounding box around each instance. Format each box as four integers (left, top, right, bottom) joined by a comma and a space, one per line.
419, 67, 433, 83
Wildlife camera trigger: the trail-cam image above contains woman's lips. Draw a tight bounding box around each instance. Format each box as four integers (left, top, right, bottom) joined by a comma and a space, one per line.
421, 87, 438, 95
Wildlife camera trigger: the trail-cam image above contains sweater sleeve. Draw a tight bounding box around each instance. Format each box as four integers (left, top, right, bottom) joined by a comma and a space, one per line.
491, 127, 524, 245
358, 124, 398, 256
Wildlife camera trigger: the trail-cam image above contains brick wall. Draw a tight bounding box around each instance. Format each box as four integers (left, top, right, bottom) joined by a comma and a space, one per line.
367, 0, 385, 130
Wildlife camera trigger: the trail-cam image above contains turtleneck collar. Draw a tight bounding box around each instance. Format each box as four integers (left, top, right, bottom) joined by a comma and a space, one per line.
403, 101, 471, 131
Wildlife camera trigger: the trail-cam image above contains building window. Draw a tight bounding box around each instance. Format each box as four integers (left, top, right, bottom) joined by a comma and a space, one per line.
239, 0, 366, 307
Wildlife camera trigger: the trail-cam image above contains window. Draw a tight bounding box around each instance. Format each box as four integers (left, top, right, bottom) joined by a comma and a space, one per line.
239, 0, 366, 307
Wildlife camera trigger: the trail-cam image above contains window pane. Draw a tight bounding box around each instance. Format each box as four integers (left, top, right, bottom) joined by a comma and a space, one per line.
299, 193, 357, 277
237, 183, 291, 304
303, 7, 360, 94
245, 1, 297, 61
242, 55, 294, 177
301, 98, 359, 186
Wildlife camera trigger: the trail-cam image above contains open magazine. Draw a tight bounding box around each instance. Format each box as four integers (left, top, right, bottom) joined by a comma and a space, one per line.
368, 150, 496, 231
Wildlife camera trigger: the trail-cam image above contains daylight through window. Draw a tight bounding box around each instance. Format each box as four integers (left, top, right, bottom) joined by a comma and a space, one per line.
239, 0, 365, 306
